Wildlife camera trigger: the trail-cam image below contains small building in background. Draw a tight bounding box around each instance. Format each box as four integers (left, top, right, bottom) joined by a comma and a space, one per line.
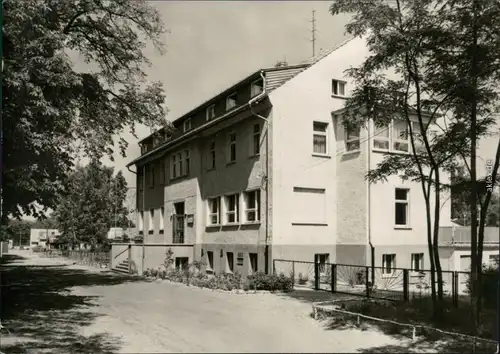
30, 229, 60, 249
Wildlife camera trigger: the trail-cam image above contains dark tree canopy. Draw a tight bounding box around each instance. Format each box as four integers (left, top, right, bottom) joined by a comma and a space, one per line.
2, 0, 171, 221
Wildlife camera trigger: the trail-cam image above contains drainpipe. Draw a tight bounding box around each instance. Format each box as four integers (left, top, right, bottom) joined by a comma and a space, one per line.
248, 71, 271, 274
141, 165, 146, 275
367, 119, 375, 285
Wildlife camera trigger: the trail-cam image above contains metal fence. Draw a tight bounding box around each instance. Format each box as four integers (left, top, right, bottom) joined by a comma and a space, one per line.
273, 259, 498, 307
38, 249, 111, 269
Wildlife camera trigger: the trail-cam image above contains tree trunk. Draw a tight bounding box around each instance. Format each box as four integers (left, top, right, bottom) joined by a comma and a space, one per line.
432, 170, 444, 321
424, 195, 438, 316
469, 0, 479, 334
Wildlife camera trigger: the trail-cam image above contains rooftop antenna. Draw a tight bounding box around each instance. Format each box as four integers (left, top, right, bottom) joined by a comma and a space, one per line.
310, 9, 317, 57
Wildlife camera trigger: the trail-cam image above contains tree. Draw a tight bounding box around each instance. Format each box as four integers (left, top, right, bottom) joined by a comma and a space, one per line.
0, 219, 31, 245
2, 0, 171, 222
53, 161, 130, 248
330, 0, 500, 322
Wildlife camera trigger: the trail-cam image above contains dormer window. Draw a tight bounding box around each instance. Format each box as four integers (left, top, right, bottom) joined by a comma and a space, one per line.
332, 79, 346, 97
140, 144, 147, 154
183, 118, 192, 133
226, 93, 237, 111
251, 79, 264, 97
206, 104, 216, 121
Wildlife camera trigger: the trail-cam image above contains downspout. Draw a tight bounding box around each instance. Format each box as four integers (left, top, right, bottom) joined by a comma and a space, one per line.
368, 119, 375, 285
142, 165, 146, 275
248, 71, 271, 274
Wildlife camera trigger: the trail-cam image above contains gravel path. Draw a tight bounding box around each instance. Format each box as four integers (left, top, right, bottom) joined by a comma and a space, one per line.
1, 251, 407, 353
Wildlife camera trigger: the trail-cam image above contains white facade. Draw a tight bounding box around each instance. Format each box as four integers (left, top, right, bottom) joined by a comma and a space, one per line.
29, 229, 60, 248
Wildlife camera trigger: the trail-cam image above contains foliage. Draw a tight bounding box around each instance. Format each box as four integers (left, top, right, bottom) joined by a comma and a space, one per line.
2, 0, 171, 221
330, 0, 500, 322
247, 272, 293, 292
297, 272, 309, 285
144, 264, 293, 292
451, 164, 500, 226
53, 161, 130, 247
465, 265, 499, 309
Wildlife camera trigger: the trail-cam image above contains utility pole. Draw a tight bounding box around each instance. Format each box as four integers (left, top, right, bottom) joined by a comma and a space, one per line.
310, 9, 317, 57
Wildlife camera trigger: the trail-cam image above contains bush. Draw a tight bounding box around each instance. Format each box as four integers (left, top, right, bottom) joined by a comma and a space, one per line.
247, 272, 293, 292
465, 264, 499, 309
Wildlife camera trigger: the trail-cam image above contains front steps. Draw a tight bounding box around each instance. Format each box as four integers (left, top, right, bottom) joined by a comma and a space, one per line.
112, 259, 130, 274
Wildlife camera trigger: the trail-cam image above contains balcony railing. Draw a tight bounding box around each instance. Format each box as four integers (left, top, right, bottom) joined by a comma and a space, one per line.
439, 226, 499, 245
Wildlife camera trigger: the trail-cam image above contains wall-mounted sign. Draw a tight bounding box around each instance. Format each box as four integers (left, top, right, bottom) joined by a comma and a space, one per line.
186, 214, 194, 225
237, 252, 244, 266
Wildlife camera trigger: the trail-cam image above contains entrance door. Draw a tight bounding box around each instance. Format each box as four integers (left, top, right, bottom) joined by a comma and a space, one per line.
173, 202, 185, 244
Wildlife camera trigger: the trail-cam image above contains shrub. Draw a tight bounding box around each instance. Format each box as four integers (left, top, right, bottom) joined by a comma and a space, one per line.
143, 268, 151, 277
465, 264, 499, 309
247, 272, 293, 292
297, 272, 308, 285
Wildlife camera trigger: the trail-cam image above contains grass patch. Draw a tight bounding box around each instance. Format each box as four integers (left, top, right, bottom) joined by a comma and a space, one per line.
343, 297, 497, 338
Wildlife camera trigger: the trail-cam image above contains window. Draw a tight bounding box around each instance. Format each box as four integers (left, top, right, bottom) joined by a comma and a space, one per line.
183, 118, 192, 133
208, 197, 221, 225
209, 140, 216, 169
251, 79, 264, 97
393, 120, 409, 152
489, 255, 499, 266
224, 194, 239, 224
373, 122, 390, 150
159, 207, 165, 233
148, 209, 154, 234
206, 104, 216, 121
171, 154, 178, 179
393, 91, 405, 107
175, 257, 189, 270
207, 251, 214, 271
313, 122, 328, 155
411, 253, 424, 273
138, 211, 144, 233
170, 150, 190, 179
243, 189, 260, 223
228, 132, 236, 163
184, 150, 190, 176
249, 253, 258, 274
251, 124, 260, 156
332, 79, 346, 96
173, 202, 185, 244
411, 121, 424, 151
226, 93, 237, 111
226, 252, 234, 273
237, 252, 244, 266
382, 254, 396, 276
395, 188, 410, 226
345, 125, 360, 152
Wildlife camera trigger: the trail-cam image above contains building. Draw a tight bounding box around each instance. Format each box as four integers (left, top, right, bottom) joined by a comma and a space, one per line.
125, 36, 455, 276
29, 229, 60, 248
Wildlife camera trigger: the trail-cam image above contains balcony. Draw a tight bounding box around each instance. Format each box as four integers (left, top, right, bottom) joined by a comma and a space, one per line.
439, 226, 499, 245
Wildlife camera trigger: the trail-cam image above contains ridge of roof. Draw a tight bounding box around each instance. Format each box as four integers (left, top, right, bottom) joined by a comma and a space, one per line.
301, 36, 357, 66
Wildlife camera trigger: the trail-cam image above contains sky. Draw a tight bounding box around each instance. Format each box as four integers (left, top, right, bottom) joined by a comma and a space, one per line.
27, 1, 499, 219
81, 0, 353, 188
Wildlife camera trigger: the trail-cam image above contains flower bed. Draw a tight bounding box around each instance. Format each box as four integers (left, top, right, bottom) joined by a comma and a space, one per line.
143, 267, 293, 293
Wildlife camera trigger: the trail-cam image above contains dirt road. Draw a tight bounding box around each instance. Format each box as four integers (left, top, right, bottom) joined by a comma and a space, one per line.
1, 251, 407, 353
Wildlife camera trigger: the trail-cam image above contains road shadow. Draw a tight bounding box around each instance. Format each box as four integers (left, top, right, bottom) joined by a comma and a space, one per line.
0, 255, 144, 353
355, 336, 497, 353
0, 254, 25, 266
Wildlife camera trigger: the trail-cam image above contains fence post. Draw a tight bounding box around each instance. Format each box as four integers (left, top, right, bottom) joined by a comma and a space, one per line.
452, 271, 458, 308
365, 266, 370, 297
403, 269, 409, 302
314, 261, 320, 291
291, 261, 295, 289
331, 264, 337, 293
272, 259, 276, 274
